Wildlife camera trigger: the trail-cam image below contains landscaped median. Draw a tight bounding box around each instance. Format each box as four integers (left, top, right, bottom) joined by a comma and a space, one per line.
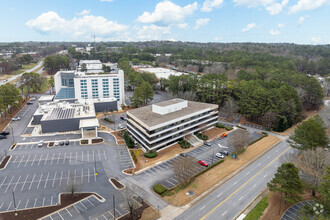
158, 135, 280, 206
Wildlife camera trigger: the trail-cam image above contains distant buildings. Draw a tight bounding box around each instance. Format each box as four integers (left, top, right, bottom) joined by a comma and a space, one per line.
127, 99, 218, 152
78, 60, 103, 73
137, 67, 185, 80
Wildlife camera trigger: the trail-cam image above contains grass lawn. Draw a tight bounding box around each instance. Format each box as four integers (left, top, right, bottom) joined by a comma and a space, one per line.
11, 63, 38, 75
245, 196, 269, 220
20, 80, 51, 94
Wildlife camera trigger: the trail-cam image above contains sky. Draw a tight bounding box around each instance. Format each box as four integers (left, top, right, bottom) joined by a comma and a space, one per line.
0, 0, 329, 44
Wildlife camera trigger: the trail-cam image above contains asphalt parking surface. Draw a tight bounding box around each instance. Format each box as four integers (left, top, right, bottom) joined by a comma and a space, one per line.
281, 200, 315, 220
100, 113, 127, 131
116, 145, 135, 170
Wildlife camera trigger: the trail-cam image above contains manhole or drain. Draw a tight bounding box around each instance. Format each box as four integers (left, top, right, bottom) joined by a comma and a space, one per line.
186, 190, 196, 197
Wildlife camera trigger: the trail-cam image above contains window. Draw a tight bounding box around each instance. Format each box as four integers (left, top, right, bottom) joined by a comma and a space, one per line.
68, 79, 74, 87
62, 79, 67, 86
92, 79, 99, 99
80, 79, 87, 99
113, 78, 120, 101
102, 79, 109, 98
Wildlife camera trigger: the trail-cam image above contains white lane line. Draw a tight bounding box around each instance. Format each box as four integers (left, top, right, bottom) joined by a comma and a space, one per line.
37, 154, 43, 166
42, 197, 45, 206
21, 175, 29, 191
16, 200, 21, 209
115, 208, 123, 215
13, 175, 21, 191
222, 211, 227, 216
0, 176, 7, 188
44, 173, 50, 188
31, 154, 37, 166
57, 153, 61, 164
28, 174, 36, 190
24, 155, 31, 167
81, 169, 83, 183
7, 201, 12, 211
57, 210, 65, 220
200, 205, 206, 210
74, 170, 77, 184
33, 198, 37, 207
88, 168, 90, 183
70, 152, 72, 163
76, 151, 78, 164
103, 150, 107, 160
239, 196, 244, 200
264, 174, 268, 178
65, 208, 72, 217
257, 163, 261, 166
25, 199, 30, 209
276, 149, 279, 152
246, 171, 250, 176
267, 156, 271, 159
44, 153, 49, 165
63, 152, 67, 164
17, 155, 25, 168
50, 196, 53, 205
13, 156, 19, 163
108, 211, 114, 218
94, 167, 97, 182
52, 172, 57, 188
24, 144, 28, 149
233, 181, 238, 185
5, 176, 15, 193
73, 205, 80, 213
98, 150, 101, 160
87, 150, 90, 162
86, 198, 94, 206
0, 202, 3, 210
59, 171, 64, 186
50, 154, 55, 165
82, 151, 84, 162
37, 173, 43, 190
80, 202, 87, 210
253, 184, 256, 188
217, 193, 223, 198
67, 170, 70, 185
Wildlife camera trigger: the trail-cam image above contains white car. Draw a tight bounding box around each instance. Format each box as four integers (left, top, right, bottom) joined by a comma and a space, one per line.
54, 141, 59, 146
12, 117, 21, 121
118, 125, 124, 129
30, 97, 36, 101
37, 140, 44, 147
215, 153, 225, 159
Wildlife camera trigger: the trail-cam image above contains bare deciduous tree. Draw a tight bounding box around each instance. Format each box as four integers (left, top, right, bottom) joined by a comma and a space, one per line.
260, 111, 277, 129
222, 97, 239, 117
64, 174, 82, 198
0, 149, 8, 162
172, 156, 198, 185
228, 130, 250, 154
170, 91, 197, 101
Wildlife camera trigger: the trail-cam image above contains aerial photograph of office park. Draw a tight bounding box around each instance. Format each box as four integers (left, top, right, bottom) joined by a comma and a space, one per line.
0, 0, 329, 219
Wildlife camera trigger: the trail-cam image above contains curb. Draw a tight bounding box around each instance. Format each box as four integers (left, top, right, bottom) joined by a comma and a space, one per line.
109, 178, 126, 190
0, 155, 12, 170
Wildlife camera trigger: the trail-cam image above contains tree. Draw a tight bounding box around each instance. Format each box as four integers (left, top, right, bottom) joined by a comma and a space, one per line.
130, 87, 143, 107
140, 81, 154, 105
260, 111, 277, 130
172, 156, 198, 185
294, 148, 330, 196
0, 84, 21, 117
49, 76, 55, 94
318, 167, 330, 212
44, 55, 69, 74
228, 130, 250, 154
81, 63, 87, 72
221, 97, 239, 117
65, 174, 82, 199
268, 163, 304, 211
288, 116, 328, 151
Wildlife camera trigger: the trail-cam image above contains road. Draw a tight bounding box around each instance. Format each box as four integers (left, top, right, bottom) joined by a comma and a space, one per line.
175, 140, 292, 220
0, 61, 44, 86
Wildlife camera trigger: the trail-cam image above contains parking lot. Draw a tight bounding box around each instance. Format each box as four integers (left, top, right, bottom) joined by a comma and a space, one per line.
117, 145, 135, 170
100, 113, 127, 131
12, 140, 82, 151
138, 129, 262, 189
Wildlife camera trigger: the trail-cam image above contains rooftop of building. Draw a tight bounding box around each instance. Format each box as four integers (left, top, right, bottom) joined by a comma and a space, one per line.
137, 67, 185, 79
35, 99, 95, 121
127, 99, 218, 129
38, 95, 54, 102
79, 60, 102, 64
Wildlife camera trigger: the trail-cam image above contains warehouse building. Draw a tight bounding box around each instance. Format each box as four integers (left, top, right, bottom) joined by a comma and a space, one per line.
127, 99, 218, 152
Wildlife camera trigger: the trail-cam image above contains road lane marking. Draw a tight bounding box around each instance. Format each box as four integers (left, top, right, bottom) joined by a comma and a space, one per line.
21, 175, 29, 191
29, 174, 36, 190
222, 211, 227, 216
200, 205, 206, 210
201, 146, 290, 220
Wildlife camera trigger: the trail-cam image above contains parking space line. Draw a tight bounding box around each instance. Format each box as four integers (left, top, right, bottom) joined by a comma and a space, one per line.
63, 152, 67, 164
74, 170, 77, 184
103, 150, 107, 160
44, 153, 49, 165
88, 168, 90, 183
17, 155, 25, 168
115, 208, 123, 215
57, 153, 61, 164
82, 151, 84, 162
0, 176, 7, 188
102, 214, 107, 219
30, 144, 34, 149
24, 144, 29, 149
13, 156, 19, 163
44, 173, 50, 188
5, 176, 14, 193
21, 175, 29, 191
80, 202, 88, 210
33, 198, 37, 207
31, 154, 37, 166
24, 155, 31, 167
42, 197, 45, 206
73, 205, 80, 213
76, 152, 78, 164
50, 154, 55, 165
70, 152, 72, 163
98, 150, 102, 160
16, 200, 21, 209
28, 174, 36, 190
7, 201, 12, 211
52, 172, 57, 188
37, 173, 43, 190
59, 171, 63, 186
57, 211, 65, 220
37, 154, 43, 166
81, 169, 83, 183
87, 151, 90, 162
67, 170, 70, 185
0, 202, 4, 210
50, 196, 53, 205
107, 211, 114, 218
86, 198, 94, 206
94, 168, 97, 182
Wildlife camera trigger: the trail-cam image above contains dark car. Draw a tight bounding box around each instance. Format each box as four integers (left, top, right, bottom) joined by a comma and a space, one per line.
179, 153, 188, 157
0, 135, 7, 139
65, 140, 69, 145
0, 131, 10, 135
59, 141, 64, 146
120, 116, 127, 121
204, 142, 211, 146
27, 102, 33, 105
220, 150, 229, 156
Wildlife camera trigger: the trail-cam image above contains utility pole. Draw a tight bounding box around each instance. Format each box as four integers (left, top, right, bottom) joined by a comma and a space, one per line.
12, 189, 18, 216
113, 195, 116, 219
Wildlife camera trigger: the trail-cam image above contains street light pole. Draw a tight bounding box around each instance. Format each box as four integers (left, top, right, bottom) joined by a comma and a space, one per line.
10, 125, 15, 144
12, 189, 18, 216
212, 150, 215, 165
93, 152, 98, 173
113, 195, 116, 219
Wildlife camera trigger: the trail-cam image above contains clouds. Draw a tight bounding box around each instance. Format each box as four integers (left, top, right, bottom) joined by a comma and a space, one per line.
298, 15, 308, 24
100, 0, 114, 2
242, 23, 256, 32
76, 9, 90, 16
266, 0, 288, 15
201, 0, 224, 12
136, 1, 197, 25
26, 11, 128, 39
289, 0, 328, 14
270, 29, 280, 35
194, 18, 210, 29
134, 25, 171, 41
311, 36, 322, 44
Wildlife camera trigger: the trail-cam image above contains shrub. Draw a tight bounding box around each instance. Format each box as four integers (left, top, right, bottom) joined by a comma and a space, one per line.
248, 132, 268, 145
104, 118, 114, 123
216, 123, 233, 131
236, 125, 247, 130
179, 140, 190, 149
144, 151, 157, 158
124, 131, 135, 148
153, 184, 167, 195
195, 133, 209, 140
130, 150, 137, 163
194, 159, 224, 177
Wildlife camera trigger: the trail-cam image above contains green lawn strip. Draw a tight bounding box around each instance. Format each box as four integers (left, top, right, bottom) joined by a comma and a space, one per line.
244, 196, 269, 220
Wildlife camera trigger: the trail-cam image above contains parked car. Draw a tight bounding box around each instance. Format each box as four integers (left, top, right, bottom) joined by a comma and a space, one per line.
221, 133, 228, 138
30, 97, 36, 101
204, 142, 212, 146
65, 140, 69, 145
37, 140, 44, 147
198, 160, 208, 167
0, 131, 10, 135
27, 102, 33, 105
120, 116, 127, 121
59, 141, 64, 146
220, 150, 229, 156
118, 125, 124, 129
0, 135, 7, 139
215, 153, 225, 159
12, 117, 21, 121
179, 153, 188, 157
54, 141, 59, 146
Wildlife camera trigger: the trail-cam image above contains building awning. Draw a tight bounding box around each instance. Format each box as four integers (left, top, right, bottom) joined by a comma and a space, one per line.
79, 118, 99, 129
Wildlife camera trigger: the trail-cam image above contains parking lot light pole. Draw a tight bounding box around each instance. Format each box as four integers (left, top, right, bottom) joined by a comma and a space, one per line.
211, 150, 215, 165
12, 189, 18, 216
113, 195, 116, 219
10, 125, 15, 144
94, 152, 98, 174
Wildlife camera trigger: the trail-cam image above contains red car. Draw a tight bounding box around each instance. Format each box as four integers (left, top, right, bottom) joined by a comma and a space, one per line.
198, 160, 208, 167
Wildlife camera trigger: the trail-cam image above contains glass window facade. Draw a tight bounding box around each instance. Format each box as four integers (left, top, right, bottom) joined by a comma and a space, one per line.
113, 78, 120, 101
102, 79, 109, 98
80, 80, 88, 99
92, 79, 99, 99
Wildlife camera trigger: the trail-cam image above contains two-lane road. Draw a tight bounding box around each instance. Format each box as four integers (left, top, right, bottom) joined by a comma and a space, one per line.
175, 140, 293, 220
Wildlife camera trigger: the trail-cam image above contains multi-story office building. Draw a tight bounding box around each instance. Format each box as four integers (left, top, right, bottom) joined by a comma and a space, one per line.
54, 63, 125, 111
127, 99, 218, 152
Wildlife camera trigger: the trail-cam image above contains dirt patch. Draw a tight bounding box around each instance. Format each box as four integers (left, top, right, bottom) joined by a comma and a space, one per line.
202, 127, 227, 140
10, 144, 17, 151
0, 156, 11, 169
92, 138, 104, 144
134, 143, 195, 172
163, 135, 280, 206
140, 207, 161, 220
109, 178, 125, 189
0, 193, 93, 220
80, 140, 88, 145
111, 131, 125, 145
48, 142, 54, 148
118, 196, 149, 220
260, 190, 315, 220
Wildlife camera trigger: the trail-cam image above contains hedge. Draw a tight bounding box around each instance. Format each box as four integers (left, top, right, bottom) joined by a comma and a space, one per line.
216, 123, 233, 131
144, 151, 157, 158
194, 159, 224, 177
236, 125, 247, 130
130, 150, 137, 163
195, 133, 209, 140
153, 184, 167, 195
248, 132, 268, 146
179, 140, 190, 149
124, 131, 135, 148
104, 118, 114, 123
